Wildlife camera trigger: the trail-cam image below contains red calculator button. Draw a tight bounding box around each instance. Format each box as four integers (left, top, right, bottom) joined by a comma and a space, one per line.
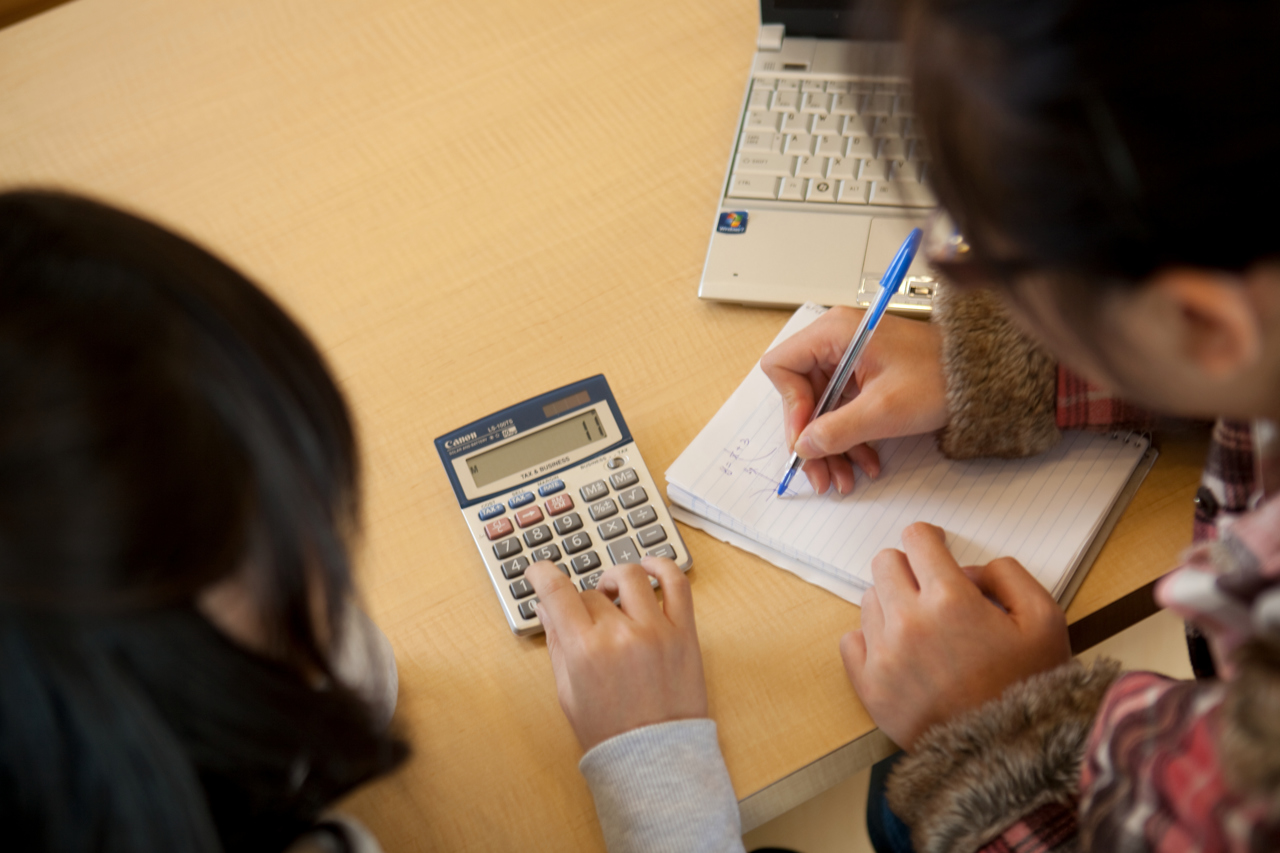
484, 517, 514, 540
515, 506, 544, 528
545, 494, 574, 516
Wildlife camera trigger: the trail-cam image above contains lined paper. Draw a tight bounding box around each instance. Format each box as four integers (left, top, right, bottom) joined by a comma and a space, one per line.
666, 303, 1150, 602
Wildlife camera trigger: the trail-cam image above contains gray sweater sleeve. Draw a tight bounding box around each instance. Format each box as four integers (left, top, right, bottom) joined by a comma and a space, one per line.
579, 719, 745, 853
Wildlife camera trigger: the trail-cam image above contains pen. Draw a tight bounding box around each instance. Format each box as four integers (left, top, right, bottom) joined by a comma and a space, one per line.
776, 227, 923, 496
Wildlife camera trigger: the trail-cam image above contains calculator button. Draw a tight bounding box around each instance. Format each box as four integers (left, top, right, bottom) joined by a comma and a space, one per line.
580, 480, 609, 501
500, 555, 530, 579
609, 468, 639, 490
627, 505, 658, 528
530, 543, 561, 562
589, 498, 618, 521
523, 524, 553, 546
617, 487, 648, 509
478, 503, 506, 521
554, 512, 583, 535
555, 563, 570, 576
570, 550, 602, 574
562, 531, 592, 554
544, 494, 574, 516
518, 598, 539, 620
508, 491, 536, 509
636, 525, 667, 548
607, 537, 642, 565
538, 479, 565, 497
509, 578, 535, 599
484, 517, 514, 540
580, 571, 604, 591
646, 545, 677, 560
515, 506, 545, 528
597, 518, 628, 540
493, 537, 523, 559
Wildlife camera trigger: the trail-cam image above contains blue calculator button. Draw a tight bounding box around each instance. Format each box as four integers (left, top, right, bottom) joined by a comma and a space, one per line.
538, 479, 565, 497
508, 491, 536, 509
478, 503, 506, 520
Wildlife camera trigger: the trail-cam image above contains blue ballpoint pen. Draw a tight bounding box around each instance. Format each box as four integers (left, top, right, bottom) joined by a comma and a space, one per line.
776, 227, 923, 496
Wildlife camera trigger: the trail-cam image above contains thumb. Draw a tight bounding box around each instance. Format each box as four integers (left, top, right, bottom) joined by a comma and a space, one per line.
795, 393, 882, 458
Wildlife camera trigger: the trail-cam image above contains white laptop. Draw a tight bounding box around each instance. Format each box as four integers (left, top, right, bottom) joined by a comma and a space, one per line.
699, 1, 937, 313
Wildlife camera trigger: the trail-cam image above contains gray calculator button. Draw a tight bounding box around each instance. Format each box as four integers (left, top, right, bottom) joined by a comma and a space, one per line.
509, 578, 534, 599
597, 518, 627, 540
500, 555, 530, 579
493, 537, 523, 559
636, 525, 667, 548
518, 598, 539, 620
555, 563, 570, 576
609, 468, 639, 490
563, 531, 592, 554
607, 537, 641, 565
553, 512, 583, 535
580, 571, 604, 591
523, 524, 553, 547
617, 487, 647, 509
589, 498, 618, 521
580, 480, 609, 501
570, 550, 602, 574
530, 543, 562, 562
627, 505, 658, 528
646, 544, 677, 560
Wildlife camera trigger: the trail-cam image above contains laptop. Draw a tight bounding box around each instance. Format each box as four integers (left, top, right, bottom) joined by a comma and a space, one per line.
698, 0, 937, 314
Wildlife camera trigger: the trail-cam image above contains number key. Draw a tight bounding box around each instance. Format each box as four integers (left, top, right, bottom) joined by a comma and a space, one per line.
570, 550, 602, 575
523, 524, 552, 546
518, 598, 539, 620
530, 543, 561, 562
509, 578, 534, 599
500, 555, 530, 579
554, 512, 583, 535
493, 537, 522, 559
563, 531, 592, 554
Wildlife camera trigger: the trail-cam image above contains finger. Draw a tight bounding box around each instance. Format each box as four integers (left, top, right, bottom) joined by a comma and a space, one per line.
595, 563, 662, 623
869, 548, 919, 609
899, 522, 962, 589
641, 557, 696, 632
528, 561, 594, 633
846, 443, 882, 480
827, 453, 856, 495
860, 585, 885, 643
762, 310, 864, 446
968, 557, 1058, 621
795, 390, 887, 459
801, 457, 832, 495
840, 628, 867, 687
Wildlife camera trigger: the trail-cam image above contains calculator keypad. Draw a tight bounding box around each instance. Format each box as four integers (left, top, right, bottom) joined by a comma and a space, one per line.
554, 512, 583, 535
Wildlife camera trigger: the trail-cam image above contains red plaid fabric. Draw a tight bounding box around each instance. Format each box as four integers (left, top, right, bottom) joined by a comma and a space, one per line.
978, 802, 1078, 853
1055, 367, 1150, 431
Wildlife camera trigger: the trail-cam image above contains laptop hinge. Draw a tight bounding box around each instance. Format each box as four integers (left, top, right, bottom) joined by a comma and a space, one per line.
757, 23, 784, 51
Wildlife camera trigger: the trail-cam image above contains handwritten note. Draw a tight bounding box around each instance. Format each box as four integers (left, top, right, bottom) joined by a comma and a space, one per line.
666, 303, 1151, 602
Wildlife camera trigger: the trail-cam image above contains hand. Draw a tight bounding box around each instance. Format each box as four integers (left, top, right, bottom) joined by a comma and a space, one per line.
841, 522, 1071, 750
760, 307, 949, 495
526, 558, 707, 752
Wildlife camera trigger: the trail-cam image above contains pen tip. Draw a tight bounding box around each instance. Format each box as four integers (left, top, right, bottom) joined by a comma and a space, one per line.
777, 472, 792, 496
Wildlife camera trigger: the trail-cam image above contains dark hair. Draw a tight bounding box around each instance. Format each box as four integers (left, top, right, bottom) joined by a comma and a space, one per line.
0, 191, 406, 851
906, 0, 1280, 286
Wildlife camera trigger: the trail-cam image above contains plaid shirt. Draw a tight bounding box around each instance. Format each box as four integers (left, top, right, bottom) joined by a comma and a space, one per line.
972, 369, 1280, 852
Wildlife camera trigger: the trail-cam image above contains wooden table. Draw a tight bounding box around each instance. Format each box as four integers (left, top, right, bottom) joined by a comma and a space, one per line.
0, 1, 1207, 849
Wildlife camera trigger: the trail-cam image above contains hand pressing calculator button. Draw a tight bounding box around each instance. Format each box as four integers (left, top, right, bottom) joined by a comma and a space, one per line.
436, 375, 691, 637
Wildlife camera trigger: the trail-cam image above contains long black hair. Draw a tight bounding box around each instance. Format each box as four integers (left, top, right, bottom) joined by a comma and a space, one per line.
0, 191, 406, 851
905, 0, 1280, 289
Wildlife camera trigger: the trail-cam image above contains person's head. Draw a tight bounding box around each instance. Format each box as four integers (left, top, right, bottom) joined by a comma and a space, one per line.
0, 190, 405, 851
904, 0, 1280, 421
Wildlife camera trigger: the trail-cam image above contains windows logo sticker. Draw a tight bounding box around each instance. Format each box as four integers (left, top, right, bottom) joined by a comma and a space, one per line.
717, 211, 748, 234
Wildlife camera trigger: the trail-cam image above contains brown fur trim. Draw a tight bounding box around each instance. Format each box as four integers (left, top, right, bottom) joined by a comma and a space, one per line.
933, 285, 1060, 459
1221, 635, 1280, 810
886, 658, 1122, 853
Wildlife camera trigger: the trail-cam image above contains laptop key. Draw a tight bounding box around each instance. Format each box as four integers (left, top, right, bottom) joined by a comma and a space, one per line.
807, 180, 838, 203
727, 175, 778, 200
744, 110, 781, 133
779, 177, 806, 201
817, 136, 847, 158
783, 132, 815, 155
734, 152, 795, 176
738, 131, 783, 154
771, 90, 800, 111
796, 155, 826, 178
869, 180, 936, 208
837, 181, 870, 204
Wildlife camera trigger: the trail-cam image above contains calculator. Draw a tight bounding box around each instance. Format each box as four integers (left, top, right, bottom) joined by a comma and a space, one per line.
435, 375, 692, 636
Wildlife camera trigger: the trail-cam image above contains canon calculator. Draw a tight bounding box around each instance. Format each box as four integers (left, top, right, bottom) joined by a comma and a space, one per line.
435, 375, 692, 636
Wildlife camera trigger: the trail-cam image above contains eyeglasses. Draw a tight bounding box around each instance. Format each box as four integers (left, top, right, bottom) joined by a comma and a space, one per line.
922, 208, 1038, 289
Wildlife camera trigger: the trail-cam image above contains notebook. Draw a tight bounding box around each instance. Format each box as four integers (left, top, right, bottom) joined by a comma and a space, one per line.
666, 303, 1157, 606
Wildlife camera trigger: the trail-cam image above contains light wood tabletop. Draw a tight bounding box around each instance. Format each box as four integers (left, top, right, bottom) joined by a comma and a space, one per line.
0, 1, 1207, 849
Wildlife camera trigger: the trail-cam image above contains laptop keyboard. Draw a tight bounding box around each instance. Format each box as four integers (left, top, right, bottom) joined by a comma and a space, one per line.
725, 78, 936, 208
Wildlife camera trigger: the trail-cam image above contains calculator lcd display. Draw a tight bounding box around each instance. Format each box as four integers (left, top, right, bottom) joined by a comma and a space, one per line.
466, 409, 607, 488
